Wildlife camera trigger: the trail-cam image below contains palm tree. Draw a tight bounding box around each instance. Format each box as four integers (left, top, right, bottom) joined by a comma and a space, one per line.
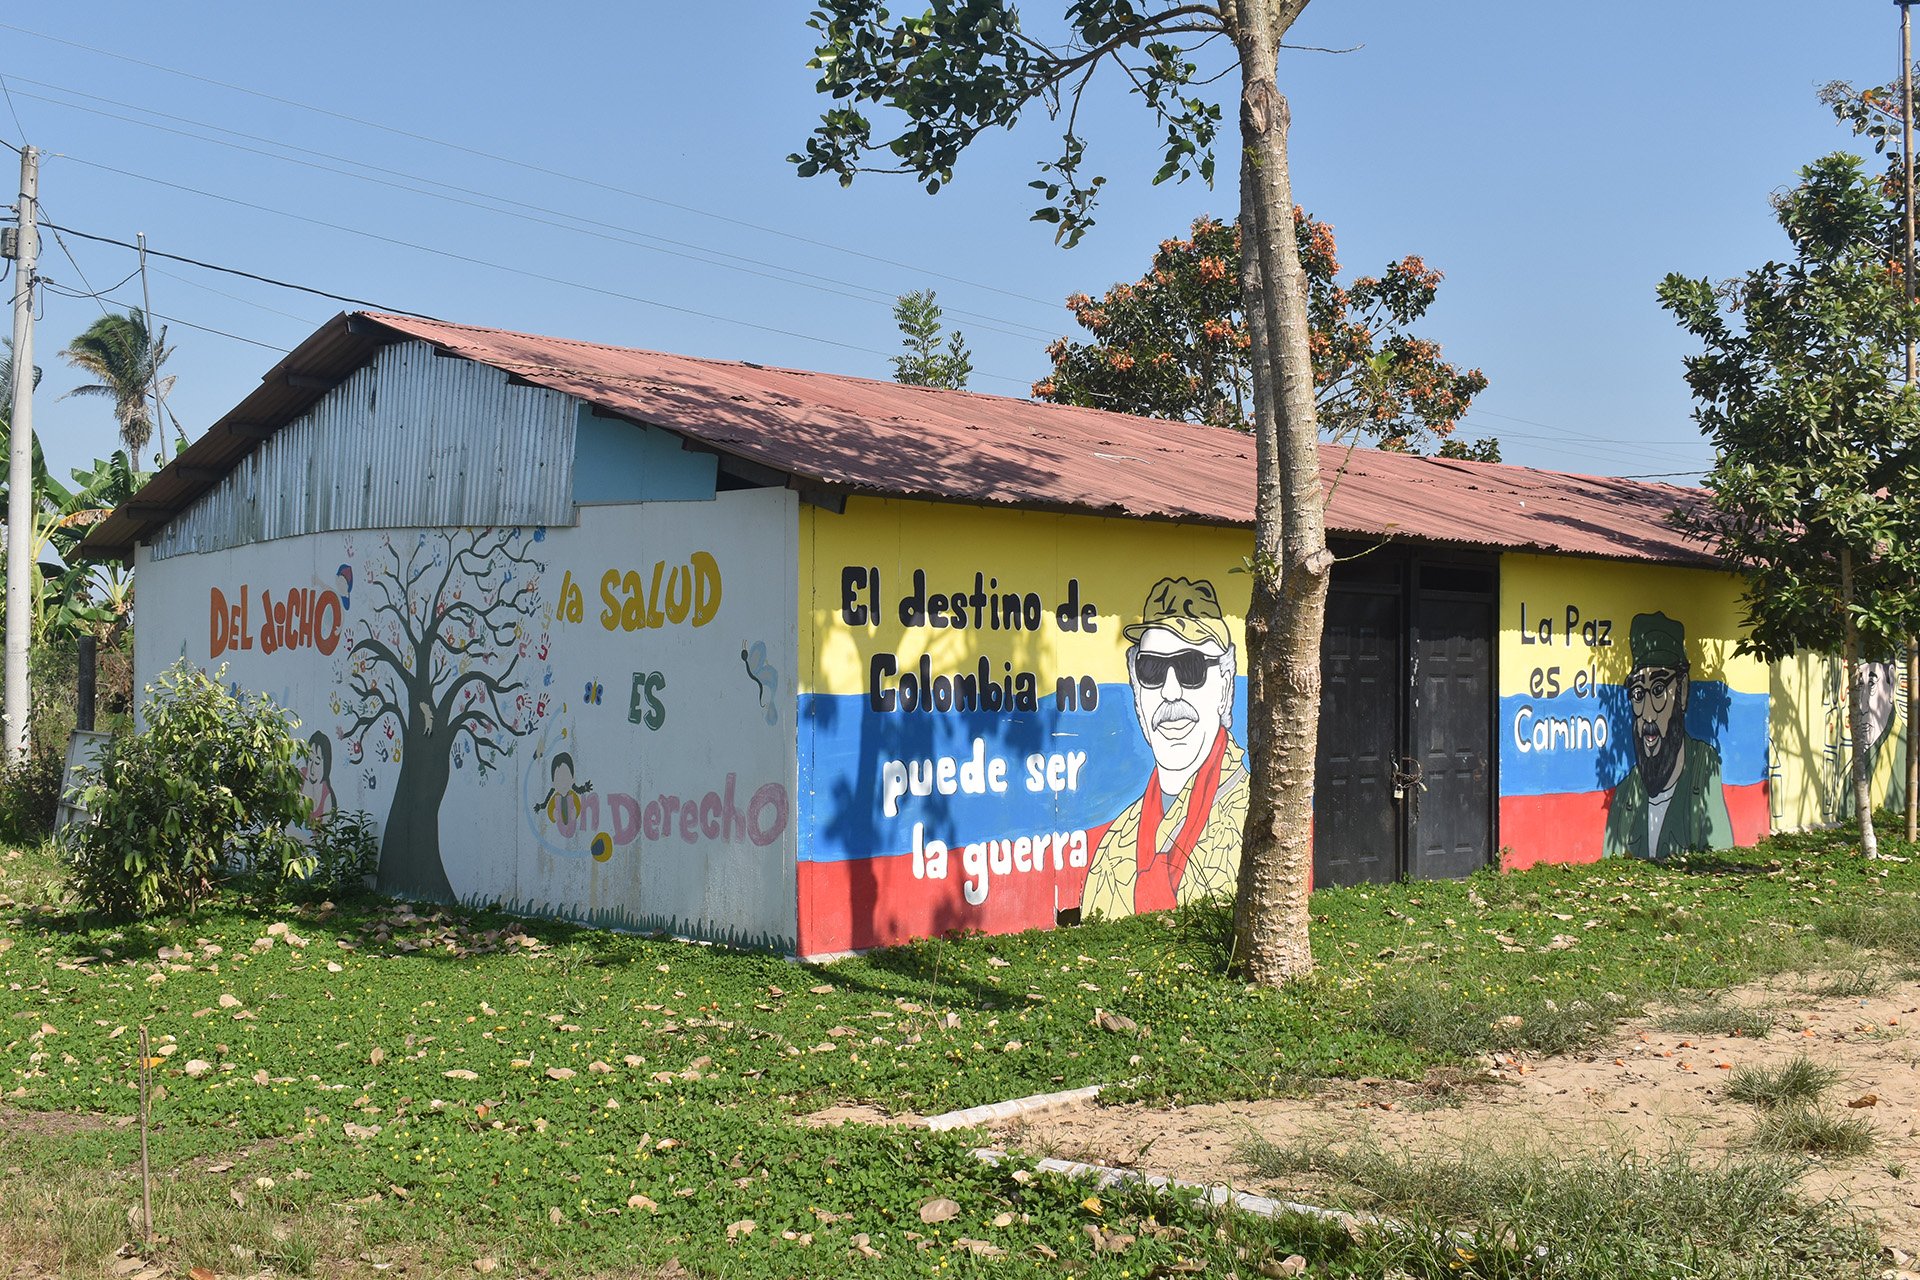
59, 310, 173, 459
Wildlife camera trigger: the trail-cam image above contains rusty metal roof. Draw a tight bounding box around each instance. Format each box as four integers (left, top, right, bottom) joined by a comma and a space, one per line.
82, 311, 1715, 566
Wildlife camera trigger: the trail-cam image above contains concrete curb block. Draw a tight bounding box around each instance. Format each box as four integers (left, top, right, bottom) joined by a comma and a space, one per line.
920, 1084, 1105, 1132
966, 1147, 1373, 1231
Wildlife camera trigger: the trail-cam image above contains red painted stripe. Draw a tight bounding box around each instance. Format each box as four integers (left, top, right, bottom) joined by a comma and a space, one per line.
1499, 781, 1770, 871
797, 849, 1085, 957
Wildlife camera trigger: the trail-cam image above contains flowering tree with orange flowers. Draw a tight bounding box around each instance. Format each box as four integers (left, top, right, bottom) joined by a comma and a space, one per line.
1035, 212, 1488, 453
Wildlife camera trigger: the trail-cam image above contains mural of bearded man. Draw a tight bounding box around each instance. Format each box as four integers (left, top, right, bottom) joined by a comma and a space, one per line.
1602, 610, 1733, 860
1081, 576, 1248, 918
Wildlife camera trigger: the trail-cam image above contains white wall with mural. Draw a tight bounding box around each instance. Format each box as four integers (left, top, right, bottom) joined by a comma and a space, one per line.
133, 488, 801, 950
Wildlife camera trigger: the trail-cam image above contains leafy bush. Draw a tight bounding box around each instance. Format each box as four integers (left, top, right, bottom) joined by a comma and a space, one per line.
293, 809, 380, 899
0, 747, 64, 840
0, 636, 133, 841
63, 661, 313, 917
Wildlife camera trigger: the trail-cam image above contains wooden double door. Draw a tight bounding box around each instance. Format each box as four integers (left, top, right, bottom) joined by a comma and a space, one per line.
1313, 557, 1494, 887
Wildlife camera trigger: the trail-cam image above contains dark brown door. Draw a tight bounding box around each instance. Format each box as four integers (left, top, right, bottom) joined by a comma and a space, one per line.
1314, 586, 1401, 887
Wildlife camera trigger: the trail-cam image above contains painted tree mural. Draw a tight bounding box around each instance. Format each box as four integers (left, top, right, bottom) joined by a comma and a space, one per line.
336, 527, 549, 900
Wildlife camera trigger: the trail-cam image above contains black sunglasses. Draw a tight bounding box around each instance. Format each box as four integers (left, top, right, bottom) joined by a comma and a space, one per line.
1133, 649, 1220, 690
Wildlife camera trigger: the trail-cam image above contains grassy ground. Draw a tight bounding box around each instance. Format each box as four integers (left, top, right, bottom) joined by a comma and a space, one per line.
2, 824, 1913, 1278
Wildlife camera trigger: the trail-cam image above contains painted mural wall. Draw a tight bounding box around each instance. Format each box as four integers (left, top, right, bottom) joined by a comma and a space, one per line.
1498, 555, 1771, 868
1769, 652, 1908, 832
133, 489, 801, 950
796, 498, 1252, 956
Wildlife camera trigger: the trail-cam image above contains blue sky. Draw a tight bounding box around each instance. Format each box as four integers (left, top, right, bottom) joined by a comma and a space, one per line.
0, 4, 1896, 486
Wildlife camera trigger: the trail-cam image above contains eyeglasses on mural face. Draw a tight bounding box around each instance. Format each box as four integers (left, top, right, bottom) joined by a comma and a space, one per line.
1132, 649, 1221, 690
1626, 670, 1679, 713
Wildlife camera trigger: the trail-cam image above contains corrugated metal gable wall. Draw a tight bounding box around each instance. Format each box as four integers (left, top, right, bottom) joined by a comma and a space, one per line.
147, 341, 578, 560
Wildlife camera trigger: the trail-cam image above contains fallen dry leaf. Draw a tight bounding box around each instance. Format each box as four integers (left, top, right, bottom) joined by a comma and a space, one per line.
919, 1197, 961, 1224
727, 1218, 756, 1239
545, 1066, 577, 1081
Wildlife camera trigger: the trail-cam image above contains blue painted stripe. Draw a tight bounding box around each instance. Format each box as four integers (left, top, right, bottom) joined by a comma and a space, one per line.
797, 682, 1247, 863
1498, 683, 1768, 797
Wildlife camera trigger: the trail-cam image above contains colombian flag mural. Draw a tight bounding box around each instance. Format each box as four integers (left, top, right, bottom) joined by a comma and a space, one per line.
1497, 555, 1771, 869
795, 499, 1255, 956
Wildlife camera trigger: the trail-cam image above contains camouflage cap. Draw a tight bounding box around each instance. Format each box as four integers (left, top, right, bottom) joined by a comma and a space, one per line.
1123, 577, 1233, 651
1629, 610, 1688, 671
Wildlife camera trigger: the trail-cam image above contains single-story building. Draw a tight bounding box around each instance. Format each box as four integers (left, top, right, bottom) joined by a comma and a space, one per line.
82, 313, 1905, 958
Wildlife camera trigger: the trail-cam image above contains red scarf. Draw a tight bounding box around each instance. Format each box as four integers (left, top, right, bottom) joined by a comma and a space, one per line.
1132, 727, 1231, 914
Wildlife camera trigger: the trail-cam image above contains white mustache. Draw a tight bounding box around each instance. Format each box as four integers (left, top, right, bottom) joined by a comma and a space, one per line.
1153, 700, 1199, 729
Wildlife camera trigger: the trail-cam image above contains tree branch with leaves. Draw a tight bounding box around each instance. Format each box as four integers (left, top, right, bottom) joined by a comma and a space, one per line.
1034, 211, 1486, 448
1660, 153, 1920, 858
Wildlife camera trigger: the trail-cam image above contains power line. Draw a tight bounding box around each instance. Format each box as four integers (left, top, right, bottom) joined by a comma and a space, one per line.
39, 275, 289, 352
40, 264, 139, 302
45, 167, 1037, 386
40, 219, 437, 317
0, 22, 1066, 313
35, 198, 121, 317
1462, 405, 1709, 452
0, 72, 28, 146
4, 76, 1068, 345
152, 263, 314, 324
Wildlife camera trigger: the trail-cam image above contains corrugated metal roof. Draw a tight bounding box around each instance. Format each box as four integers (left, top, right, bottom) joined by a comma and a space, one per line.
144, 341, 577, 560
82, 311, 1716, 567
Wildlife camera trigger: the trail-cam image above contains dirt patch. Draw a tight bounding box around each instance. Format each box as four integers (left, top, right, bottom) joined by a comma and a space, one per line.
798, 1103, 912, 1128
0, 1104, 130, 1141
991, 969, 1920, 1252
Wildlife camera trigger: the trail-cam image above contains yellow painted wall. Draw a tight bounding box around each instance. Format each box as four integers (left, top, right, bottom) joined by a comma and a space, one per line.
1498, 555, 1764, 697
1770, 652, 1908, 831
794, 496, 1257, 953
797, 498, 1253, 696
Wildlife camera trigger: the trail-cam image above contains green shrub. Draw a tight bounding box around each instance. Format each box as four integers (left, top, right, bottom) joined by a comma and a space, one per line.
0, 746, 65, 841
292, 809, 379, 899
0, 637, 133, 842
63, 661, 314, 917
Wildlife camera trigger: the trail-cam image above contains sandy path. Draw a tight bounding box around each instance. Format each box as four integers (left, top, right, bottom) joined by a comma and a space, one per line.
990, 970, 1920, 1252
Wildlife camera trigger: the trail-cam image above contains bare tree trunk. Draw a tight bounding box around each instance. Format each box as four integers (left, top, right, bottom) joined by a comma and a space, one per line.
1229, 0, 1328, 985
1907, 643, 1917, 841
1842, 548, 1881, 858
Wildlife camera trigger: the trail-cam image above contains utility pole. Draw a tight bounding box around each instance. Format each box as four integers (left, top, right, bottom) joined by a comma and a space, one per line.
3, 145, 37, 766
137, 233, 167, 467
1903, 1, 1919, 842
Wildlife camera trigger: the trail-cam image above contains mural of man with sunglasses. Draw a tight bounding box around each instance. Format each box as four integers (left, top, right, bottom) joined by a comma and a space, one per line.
1081, 577, 1248, 918
1602, 611, 1732, 860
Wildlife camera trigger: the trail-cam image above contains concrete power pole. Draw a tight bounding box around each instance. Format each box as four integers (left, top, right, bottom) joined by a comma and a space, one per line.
4, 145, 37, 765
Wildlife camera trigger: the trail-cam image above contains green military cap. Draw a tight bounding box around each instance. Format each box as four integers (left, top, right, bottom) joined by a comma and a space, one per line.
1629, 611, 1688, 671
1123, 577, 1233, 651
